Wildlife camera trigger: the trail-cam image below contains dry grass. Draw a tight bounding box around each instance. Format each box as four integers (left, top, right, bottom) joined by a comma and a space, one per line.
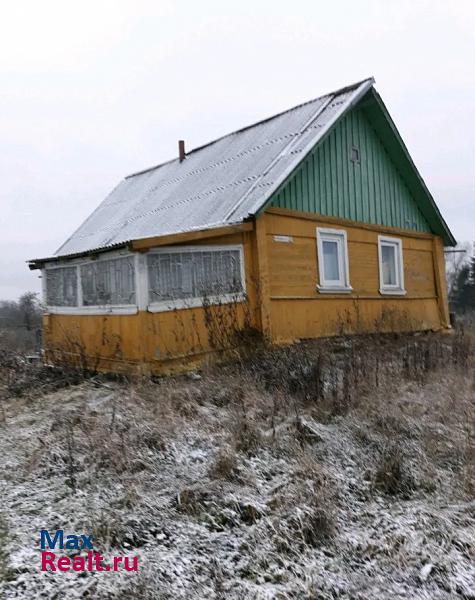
373, 443, 415, 497
208, 447, 238, 480
0, 329, 474, 598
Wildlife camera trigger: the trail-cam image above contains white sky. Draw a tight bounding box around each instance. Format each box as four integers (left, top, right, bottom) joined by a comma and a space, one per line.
0, 0, 474, 300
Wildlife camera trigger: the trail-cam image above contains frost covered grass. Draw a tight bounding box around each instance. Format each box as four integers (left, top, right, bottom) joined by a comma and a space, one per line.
0, 331, 474, 599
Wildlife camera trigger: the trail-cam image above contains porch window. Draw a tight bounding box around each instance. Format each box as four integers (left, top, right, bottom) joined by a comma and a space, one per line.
147, 245, 245, 307
316, 228, 352, 293
45, 266, 78, 306
378, 236, 406, 295
80, 256, 136, 306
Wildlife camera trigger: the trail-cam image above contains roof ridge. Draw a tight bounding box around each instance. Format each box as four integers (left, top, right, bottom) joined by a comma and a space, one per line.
125, 77, 374, 180
223, 92, 338, 222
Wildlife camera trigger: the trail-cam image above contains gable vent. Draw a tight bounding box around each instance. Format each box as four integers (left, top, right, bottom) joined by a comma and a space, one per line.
350, 145, 360, 164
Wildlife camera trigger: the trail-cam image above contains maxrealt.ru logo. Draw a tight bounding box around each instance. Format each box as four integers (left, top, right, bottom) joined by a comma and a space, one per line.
40, 530, 138, 572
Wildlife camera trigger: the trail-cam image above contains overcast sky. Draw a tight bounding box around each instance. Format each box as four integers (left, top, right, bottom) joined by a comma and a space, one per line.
1, 0, 473, 300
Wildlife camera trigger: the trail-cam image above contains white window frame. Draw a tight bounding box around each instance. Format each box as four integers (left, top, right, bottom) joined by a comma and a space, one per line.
316, 227, 352, 293
147, 244, 247, 313
43, 249, 138, 315
377, 235, 406, 295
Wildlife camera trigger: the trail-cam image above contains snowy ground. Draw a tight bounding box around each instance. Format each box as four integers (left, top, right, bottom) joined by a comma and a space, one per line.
0, 333, 474, 599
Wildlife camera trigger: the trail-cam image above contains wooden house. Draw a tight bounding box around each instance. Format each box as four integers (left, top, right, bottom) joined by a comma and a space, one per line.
29, 78, 455, 374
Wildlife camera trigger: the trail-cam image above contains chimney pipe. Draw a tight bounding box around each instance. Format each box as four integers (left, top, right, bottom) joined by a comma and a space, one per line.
178, 139, 186, 162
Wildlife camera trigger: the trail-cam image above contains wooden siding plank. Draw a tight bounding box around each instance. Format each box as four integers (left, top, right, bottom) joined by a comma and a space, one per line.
130, 223, 253, 250
265, 208, 435, 247
265, 212, 437, 299
308, 153, 315, 212
269, 107, 432, 236
262, 211, 446, 342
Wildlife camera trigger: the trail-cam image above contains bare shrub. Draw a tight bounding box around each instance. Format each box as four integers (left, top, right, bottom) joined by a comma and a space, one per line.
274, 503, 334, 553
133, 378, 201, 423
111, 486, 140, 510
137, 425, 167, 452
166, 389, 200, 417
231, 409, 263, 456
270, 450, 335, 554
451, 329, 473, 368
0, 344, 85, 399
373, 444, 415, 497
2, 328, 475, 598
176, 487, 208, 515
48, 334, 102, 375
208, 447, 237, 480
0, 327, 41, 355
0, 293, 42, 355
112, 570, 170, 600
0, 514, 14, 583
202, 291, 259, 354
88, 510, 127, 549
272, 485, 335, 553
38, 391, 172, 492
462, 419, 475, 497
210, 384, 245, 408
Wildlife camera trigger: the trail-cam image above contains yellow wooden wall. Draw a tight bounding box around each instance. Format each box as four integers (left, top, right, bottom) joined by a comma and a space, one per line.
43, 209, 450, 374
43, 231, 261, 374
261, 208, 449, 343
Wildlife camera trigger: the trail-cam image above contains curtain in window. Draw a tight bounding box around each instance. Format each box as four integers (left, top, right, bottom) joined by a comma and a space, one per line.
46, 267, 78, 306
81, 257, 136, 306
147, 249, 243, 302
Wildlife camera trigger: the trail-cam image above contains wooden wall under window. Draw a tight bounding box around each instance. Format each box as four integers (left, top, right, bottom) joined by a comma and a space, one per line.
262, 208, 449, 343
42, 231, 262, 375
42, 209, 450, 375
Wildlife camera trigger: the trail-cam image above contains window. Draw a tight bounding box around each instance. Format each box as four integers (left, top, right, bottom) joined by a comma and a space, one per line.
81, 256, 136, 306
316, 228, 351, 292
44, 253, 137, 314
147, 246, 245, 307
378, 236, 405, 295
46, 267, 78, 306
350, 145, 360, 164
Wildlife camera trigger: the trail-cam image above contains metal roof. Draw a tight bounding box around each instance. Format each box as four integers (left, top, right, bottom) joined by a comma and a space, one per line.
30, 75, 455, 266
45, 78, 375, 260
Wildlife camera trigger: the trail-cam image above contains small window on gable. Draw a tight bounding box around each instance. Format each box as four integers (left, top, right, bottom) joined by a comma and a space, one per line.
378, 236, 406, 295
316, 228, 352, 293
350, 146, 360, 164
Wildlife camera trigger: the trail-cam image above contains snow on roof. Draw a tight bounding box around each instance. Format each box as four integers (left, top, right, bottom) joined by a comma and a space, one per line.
51, 78, 375, 259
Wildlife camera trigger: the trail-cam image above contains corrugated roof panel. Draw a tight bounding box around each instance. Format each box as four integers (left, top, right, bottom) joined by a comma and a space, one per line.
51, 79, 375, 258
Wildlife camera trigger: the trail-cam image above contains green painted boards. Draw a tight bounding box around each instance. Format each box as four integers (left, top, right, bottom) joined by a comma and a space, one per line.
271, 107, 430, 234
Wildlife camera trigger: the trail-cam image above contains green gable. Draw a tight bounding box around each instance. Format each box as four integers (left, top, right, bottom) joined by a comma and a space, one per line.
271, 106, 431, 234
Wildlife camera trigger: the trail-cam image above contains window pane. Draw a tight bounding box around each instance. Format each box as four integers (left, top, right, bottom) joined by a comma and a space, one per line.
147, 248, 243, 303
46, 267, 78, 306
381, 244, 397, 286
322, 240, 340, 281
81, 257, 136, 305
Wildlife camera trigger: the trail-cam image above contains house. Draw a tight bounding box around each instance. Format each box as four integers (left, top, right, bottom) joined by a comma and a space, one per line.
29, 77, 455, 374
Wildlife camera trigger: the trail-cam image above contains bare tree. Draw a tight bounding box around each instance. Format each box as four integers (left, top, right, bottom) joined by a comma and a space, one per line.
18, 292, 41, 331
445, 241, 471, 298
0, 292, 42, 353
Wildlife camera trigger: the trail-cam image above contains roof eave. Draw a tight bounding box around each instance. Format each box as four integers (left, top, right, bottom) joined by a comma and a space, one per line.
28, 220, 254, 269
28, 241, 130, 270
364, 90, 456, 247
249, 83, 456, 247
